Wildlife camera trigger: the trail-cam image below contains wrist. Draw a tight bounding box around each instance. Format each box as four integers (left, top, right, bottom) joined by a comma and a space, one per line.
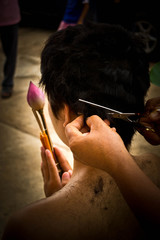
107, 148, 134, 179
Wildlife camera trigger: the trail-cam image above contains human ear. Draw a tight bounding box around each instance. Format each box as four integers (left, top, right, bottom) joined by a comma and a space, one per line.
104, 119, 110, 126
63, 104, 78, 127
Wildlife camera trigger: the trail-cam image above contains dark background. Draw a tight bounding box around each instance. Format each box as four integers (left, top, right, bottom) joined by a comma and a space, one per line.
19, 0, 160, 62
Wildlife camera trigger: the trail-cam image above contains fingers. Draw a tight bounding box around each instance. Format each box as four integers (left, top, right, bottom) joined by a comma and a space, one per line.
42, 145, 72, 176
86, 115, 109, 130
45, 149, 60, 181
136, 125, 160, 145
41, 146, 49, 182
54, 146, 72, 172
139, 107, 160, 145
41, 146, 72, 196
65, 115, 112, 151
41, 147, 60, 183
65, 115, 105, 140
68, 169, 73, 177
143, 130, 160, 145
150, 109, 160, 122
145, 97, 160, 112
65, 115, 84, 141
61, 171, 72, 187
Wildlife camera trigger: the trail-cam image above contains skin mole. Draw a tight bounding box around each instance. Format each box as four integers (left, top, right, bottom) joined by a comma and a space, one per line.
94, 177, 104, 195
90, 177, 109, 210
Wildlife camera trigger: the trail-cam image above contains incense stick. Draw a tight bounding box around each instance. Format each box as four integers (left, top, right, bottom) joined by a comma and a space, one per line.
38, 109, 53, 149
32, 109, 43, 132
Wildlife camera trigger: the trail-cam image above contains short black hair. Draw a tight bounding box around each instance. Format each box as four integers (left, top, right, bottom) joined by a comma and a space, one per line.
40, 22, 150, 148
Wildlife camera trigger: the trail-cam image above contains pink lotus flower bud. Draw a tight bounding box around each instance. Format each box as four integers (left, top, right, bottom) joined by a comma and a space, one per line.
27, 81, 45, 110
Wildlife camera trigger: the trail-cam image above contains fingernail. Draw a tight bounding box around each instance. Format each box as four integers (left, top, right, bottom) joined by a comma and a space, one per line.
68, 170, 73, 177
63, 172, 70, 179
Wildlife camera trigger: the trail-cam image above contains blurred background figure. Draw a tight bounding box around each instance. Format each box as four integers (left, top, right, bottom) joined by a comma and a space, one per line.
57, 0, 89, 31
0, 0, 21, 98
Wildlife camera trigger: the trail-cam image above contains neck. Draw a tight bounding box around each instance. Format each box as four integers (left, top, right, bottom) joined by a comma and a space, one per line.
73, 158, 94, 172
68, 158, 113, 205
71, 158, 109, 183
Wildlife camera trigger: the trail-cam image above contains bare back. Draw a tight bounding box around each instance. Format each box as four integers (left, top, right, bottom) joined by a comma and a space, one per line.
2, 153, 160, 240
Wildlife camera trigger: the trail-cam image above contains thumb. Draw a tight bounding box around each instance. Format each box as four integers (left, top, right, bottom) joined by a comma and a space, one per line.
62, 171, 71, 187
86, 115, 107, 131
65, 115, 84, 141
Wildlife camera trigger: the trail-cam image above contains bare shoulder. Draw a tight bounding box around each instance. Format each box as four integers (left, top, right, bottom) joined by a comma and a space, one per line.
2, 190, 73, 240
133, 153, 160, 187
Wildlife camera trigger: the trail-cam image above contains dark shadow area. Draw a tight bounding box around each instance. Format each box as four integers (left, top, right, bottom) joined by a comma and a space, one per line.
19, 0, 67, 30
88, 0, 160, 62
19, 0, 160, 62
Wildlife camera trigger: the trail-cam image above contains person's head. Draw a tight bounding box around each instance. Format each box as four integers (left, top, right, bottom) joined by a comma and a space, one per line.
40, 22, 150, 148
